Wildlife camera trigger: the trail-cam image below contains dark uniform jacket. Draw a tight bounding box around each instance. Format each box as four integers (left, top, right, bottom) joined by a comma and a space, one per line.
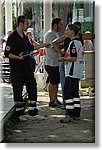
4, 30, 34, 77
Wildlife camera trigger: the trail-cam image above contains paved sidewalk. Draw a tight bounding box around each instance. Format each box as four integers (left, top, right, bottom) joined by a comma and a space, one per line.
2, 92, 95, 143
0, 83, 14, 131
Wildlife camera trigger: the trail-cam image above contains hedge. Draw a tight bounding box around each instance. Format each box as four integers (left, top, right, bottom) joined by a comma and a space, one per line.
81, 21, 94, 34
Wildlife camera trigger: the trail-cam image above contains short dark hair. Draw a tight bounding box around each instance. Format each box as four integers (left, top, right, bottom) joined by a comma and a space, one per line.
68, 24, 79, 35
17, 15, 27, 26
51, 18, 61, 28
74, 22, 82, 31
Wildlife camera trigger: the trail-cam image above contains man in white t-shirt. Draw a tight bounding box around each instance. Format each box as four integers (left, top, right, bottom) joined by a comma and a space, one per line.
44, 18, 63, 107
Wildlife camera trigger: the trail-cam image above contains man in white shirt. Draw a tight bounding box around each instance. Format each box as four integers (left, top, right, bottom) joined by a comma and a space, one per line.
44, 18, 63, 107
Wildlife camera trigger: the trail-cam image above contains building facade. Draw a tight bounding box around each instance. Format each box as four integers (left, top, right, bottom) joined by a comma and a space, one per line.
1, 0, 94, 41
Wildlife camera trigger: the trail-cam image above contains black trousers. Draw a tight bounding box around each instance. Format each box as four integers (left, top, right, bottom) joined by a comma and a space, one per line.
64, 77, 79, 100
11, 75, 38, 117
64, 77, 81, 117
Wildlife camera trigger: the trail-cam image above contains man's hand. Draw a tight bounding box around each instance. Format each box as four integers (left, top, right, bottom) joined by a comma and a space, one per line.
59, 49, 65, 55
19, 55, 24, 60
45, 43, 51, 48
57, 57, 65, 62
17, 55, 24, 60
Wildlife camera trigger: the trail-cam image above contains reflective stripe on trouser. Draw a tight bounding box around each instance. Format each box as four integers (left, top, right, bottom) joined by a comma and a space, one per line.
73, 98, 80, 107
28, 100, 38, 116
15, 102, 25, 117
73, 98, 81, 117
65, 99, 74, 117
66, 99, 74, 109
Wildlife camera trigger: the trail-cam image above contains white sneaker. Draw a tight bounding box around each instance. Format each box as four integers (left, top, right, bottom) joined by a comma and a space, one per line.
29, 114, 45, 120
18, 115, 29, 122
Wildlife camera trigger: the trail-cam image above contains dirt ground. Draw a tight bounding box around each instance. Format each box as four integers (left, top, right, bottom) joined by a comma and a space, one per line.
2, 92, 95, 143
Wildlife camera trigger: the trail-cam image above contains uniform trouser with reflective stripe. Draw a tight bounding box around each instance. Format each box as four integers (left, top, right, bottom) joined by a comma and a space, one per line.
11, 75, 38, 117
59, 62, 66, 108
64, 77, 81, 117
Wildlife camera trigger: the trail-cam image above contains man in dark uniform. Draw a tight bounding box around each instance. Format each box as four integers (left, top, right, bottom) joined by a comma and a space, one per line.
4, 15, 50, 121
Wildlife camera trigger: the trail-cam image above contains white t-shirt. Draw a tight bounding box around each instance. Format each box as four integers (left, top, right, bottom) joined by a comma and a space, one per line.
44, 30, 60, 67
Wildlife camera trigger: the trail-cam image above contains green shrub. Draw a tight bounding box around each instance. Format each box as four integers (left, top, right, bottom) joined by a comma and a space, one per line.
81, 21, 94, 34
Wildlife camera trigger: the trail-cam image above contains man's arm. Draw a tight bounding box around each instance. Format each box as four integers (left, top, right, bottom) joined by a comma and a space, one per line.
52, 35, 66, 44
57, 56, 76, 62
52, 35, 66, 54
34, 43, 50, 50
7, 43, 50, 60
8, 53, 24, 60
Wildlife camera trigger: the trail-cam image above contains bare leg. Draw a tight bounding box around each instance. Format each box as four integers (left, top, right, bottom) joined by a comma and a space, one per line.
43, 83, 48, 92
49, 83, 55, 102
49, 83, 58, 102
53, 84, 58, 101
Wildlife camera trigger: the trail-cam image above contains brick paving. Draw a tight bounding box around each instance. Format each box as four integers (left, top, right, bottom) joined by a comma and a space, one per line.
2, 92, 95, 143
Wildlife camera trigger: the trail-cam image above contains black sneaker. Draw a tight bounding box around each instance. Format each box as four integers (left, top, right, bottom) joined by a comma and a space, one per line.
49, 101, 58, 107
55, 99, 62, 105
29, 108, 38, 116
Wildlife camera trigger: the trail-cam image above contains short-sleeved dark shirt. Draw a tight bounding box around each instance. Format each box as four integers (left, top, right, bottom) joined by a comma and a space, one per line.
62, 38, 71, 57
4, 30, 34, 77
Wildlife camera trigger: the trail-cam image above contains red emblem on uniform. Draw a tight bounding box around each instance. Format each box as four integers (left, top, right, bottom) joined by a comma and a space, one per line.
6, 46, 10, 51
65, 53, 68, 58
72, 49, 76, 53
